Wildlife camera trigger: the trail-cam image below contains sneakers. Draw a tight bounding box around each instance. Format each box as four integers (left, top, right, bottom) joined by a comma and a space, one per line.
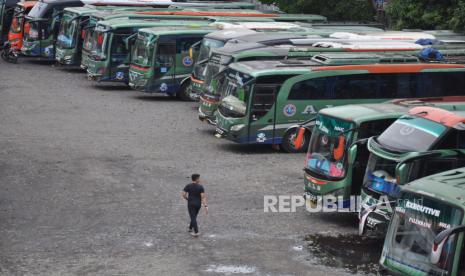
190, 232, 200, 237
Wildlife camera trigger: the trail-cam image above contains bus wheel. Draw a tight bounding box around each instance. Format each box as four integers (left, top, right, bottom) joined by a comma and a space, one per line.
177, 81, 193, 101
282, 128, 309, 153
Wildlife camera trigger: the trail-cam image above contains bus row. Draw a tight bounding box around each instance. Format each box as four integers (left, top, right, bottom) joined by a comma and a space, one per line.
289, 95, 465, 275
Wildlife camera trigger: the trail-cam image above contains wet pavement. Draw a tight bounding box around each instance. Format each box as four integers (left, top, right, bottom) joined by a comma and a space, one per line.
0, 58, 383, 275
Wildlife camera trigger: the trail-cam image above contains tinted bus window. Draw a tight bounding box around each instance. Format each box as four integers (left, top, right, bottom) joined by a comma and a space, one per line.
288, 78, 327, 100
287, 72, 465, 100
333, 74, 378, 99
420, 72, 465, 97
379, 74, 418, 98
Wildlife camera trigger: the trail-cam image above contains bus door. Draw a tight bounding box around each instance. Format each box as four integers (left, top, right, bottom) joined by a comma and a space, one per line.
154, 36, 176, 93
110, 32, 131, 82
174, 35, 202, 89
249, 84, 278, 144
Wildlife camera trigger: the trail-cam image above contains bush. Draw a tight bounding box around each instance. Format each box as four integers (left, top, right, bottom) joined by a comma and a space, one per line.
386, 0, 465, 32
261, 0, 376, 22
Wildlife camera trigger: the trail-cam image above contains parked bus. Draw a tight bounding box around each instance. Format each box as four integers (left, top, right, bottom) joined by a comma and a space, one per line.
189, 25, 387, 101
359, 107, 465, 235
55, 5, 183, 66
301, 97, 465, 210
1, 0, 36, 62
197, 41, 428, 124
21, 0, 84, 59
380, 167, 465, 276
0, 0, 18, 47
81, 9, 290, 73
128, 25, 220, 99
82, 0, 258, 10
214, 62, 465, 151
86, 19, 211, 84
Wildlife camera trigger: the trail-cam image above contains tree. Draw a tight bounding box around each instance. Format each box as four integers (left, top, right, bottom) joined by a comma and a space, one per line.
386, 0, 465, 32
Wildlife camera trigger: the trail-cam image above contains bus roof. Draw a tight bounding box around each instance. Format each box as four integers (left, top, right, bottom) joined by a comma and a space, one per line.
318, 97, 465, 124
408, 106, 465, 128
97, 18, 208, 29
272, 14, 327, 23
402, 167, 465, 208
137, 25, 215, 36
135, 10, 278, 18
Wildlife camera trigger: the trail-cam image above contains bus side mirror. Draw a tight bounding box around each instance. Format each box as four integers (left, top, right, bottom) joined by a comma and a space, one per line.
395, 163, 408, 185
348, 144, 357, 165
189, 40, 202, 59
431, 225, 465, 264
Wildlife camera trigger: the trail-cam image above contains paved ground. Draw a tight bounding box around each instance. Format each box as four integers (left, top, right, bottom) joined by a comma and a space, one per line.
0, 58, 372, 276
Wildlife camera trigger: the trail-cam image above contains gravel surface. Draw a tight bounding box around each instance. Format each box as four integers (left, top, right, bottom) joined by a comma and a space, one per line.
0, 58, 366, 276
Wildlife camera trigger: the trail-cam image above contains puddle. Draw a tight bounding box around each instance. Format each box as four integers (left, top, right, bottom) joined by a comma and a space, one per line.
304, 233, 384, 275
206, 265, 256, 274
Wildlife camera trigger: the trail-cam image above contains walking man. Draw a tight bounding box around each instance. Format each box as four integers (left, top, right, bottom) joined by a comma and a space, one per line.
182, 174, 208, 237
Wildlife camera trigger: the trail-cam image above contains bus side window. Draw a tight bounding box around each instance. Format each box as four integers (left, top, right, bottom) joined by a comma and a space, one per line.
420, 72, 465, 97
113, 34, 129, 55
407, 158, 458, 182
379, 73, 418, 98
251, 85, 276, 121
176, 36, 201, 54
357, 119, 396, 139
156, 41, 176, 68
333, 74, 378, 99
287, 78, 326, 100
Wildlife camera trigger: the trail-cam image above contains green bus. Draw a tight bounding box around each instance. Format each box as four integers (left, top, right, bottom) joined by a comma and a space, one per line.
189, 24, 386, 100
359, 107, 465, 235
380, 167, 465, 276
197, 41, 430, 124
79, 11, 276, 70
128, 26, 217, 99
302, 97, 465, 211
55, 5, 181, 66
214, 61, 465, 151
21, 0, 84, 59
85, 19, 210, 84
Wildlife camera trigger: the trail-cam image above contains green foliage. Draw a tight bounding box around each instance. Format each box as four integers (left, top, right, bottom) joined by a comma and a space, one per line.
261, 0, 376, 22
386, 0, 465, 32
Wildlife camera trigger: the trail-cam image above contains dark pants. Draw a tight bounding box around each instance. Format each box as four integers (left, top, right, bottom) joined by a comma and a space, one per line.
188, 204, 201, 233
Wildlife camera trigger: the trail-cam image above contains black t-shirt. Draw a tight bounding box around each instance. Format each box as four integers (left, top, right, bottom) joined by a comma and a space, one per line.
183, 183, 205, 206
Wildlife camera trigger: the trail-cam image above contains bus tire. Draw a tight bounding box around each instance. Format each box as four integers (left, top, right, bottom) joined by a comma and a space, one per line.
281, 128, 310, 153
177, 81, 192, 101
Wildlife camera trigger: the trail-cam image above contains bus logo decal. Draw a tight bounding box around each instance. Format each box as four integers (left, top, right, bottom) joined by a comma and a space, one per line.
302, 105, 317, 115
257, 133, 266, 143
160, 83, 168, 92
283, 104, 297, 117
183, 56, 193, 67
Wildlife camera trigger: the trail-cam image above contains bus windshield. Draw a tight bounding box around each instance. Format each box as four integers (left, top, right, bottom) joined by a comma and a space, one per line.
377, 116, 448, 152
382, 192, 463, 275
27, 2, 49, 18
306, 114, 355, 180
218, 69, 253, 118
90, 30, 108, 60
197, 38, 225, 64
131, 35, 154, 67
57, 15, 77, 49
363, 153, 399, 197
204, 52, 230, 93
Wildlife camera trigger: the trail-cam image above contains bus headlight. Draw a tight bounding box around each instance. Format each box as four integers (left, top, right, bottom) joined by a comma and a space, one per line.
230, 124, 245, 132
